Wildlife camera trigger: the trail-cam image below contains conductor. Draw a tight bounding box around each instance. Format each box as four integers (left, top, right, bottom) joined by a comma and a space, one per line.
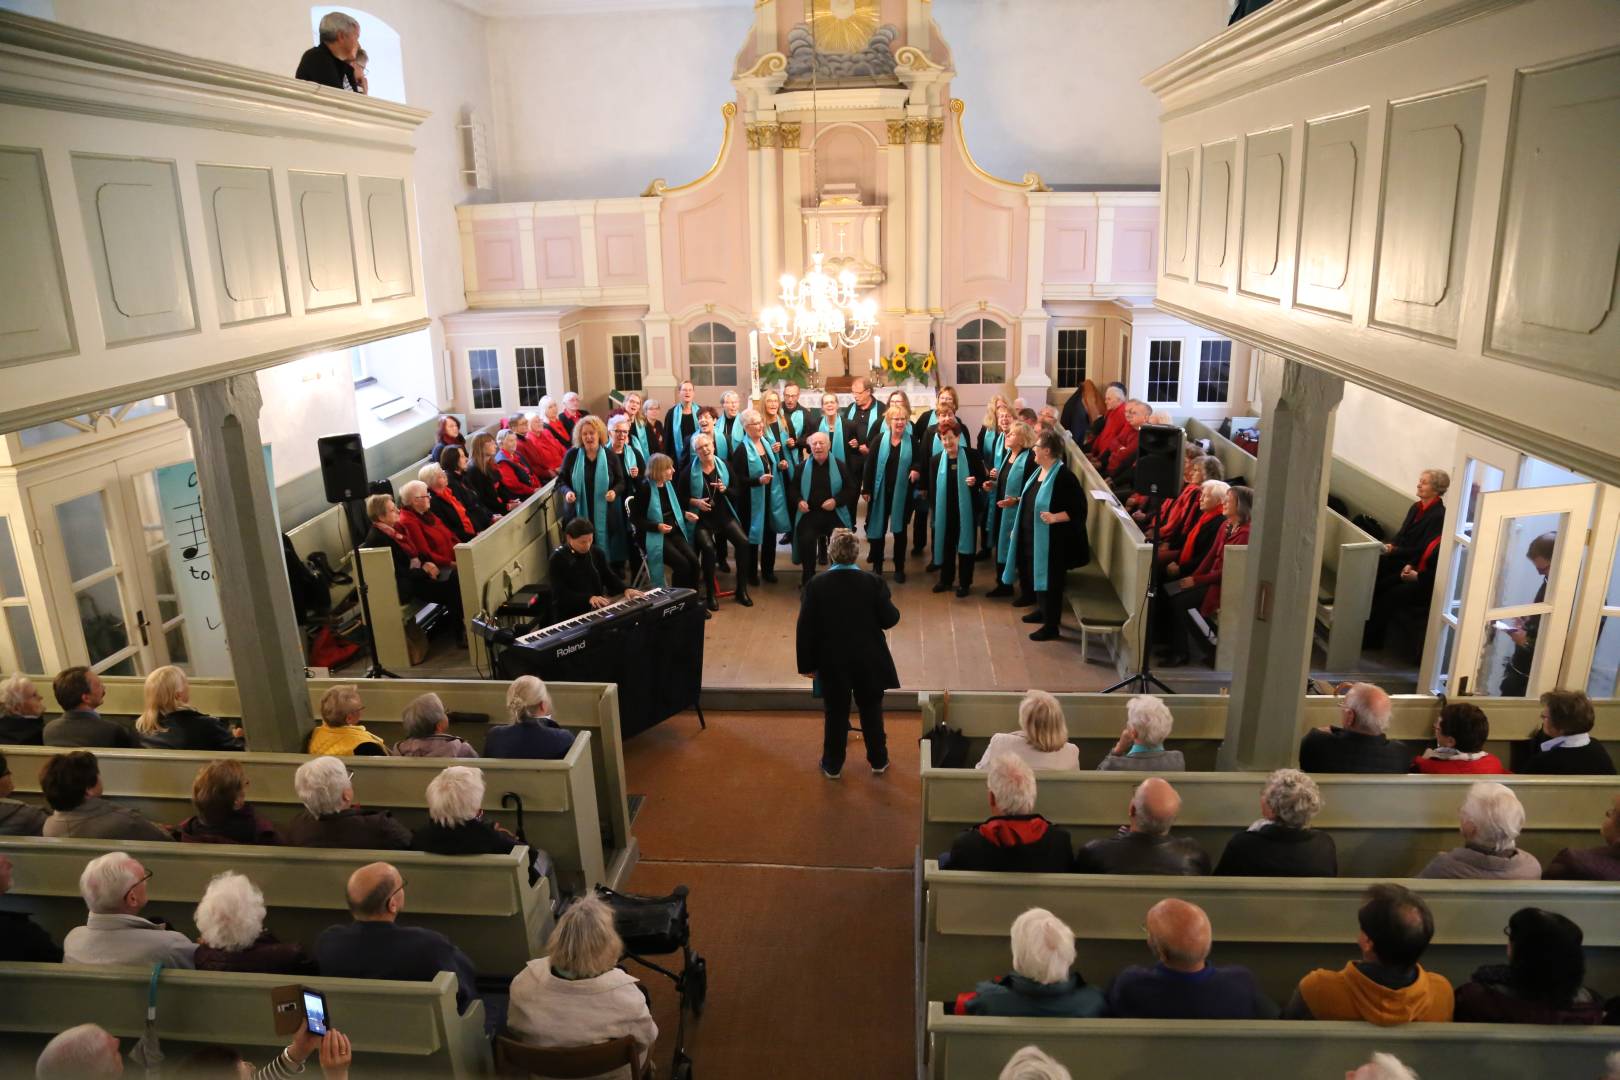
797, 529, 901, 779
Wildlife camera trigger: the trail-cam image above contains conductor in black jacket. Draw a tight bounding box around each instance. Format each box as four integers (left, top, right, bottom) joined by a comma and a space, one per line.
798, 529, 900, 779
547, 518, 644, 621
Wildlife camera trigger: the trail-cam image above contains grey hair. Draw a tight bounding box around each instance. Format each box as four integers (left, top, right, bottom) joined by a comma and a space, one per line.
999, 1046, 1072, 1080
1344, 682, 1392, 734
417, 463, 446, 487
828, 529, 860, 566
506, 675, 549, 723
537, 396, 556, 416
1009, 907, 1076, 985
1198, 455, 1225, 481
398, 479, 429, 502
401, 692, 448, 740
740, 408, 763, 426
549, 895, 623, 979
1420, 469, 1451, 497
35, 1024, 122, 1080
987, 754, 1038, 816
1360, 1053, 1420, 1080
721, 390, 740, 404
294, 756, 351, 817
194, 872, 267, 951
0, 673, 35, 716
806, 431, 830, 450
1460, 781, 1525, 853
1125, 695, 1174, 746
1199, 478, 1231, 504
426, 765, 485, 828
606, 413, 629, 431
562, 391, 581, 405
79, 852, 141, 914
318, 11, 359, 42
1130, 779, 1177, 836
1262, 768, 1323, 829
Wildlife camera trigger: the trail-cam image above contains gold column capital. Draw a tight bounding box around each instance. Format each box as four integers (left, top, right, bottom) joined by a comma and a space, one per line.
886, 119, 908, 145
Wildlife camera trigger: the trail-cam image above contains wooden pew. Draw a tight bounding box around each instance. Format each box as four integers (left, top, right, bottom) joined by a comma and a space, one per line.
1063, 438, 1151, 674
3, 734, 607, 892
920, 863, 1620, 1005
923, 1004, 1615, 1080
0, 964, 490, 1078
0, 836, 552, 976
917, 764, 1616, 877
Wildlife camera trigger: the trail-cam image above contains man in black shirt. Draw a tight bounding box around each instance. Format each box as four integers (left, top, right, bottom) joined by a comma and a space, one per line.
1297, 683, 1411, 774
547, 517, 643, 621
793, 433, 856, 587
0, 854, 61, 962
843, 376, 882, 458
295, 11, 362, 92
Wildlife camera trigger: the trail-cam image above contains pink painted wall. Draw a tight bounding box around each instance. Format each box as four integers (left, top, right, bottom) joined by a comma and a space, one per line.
596, 213, 648, 286
472, 218, 523, 292
1111, 205, 1159, 283
535, 216, 585, 287
660, 117, 751, 317
804, 122, 885, 206
941, 119, 1030, 386
1044, 205, 1097, 284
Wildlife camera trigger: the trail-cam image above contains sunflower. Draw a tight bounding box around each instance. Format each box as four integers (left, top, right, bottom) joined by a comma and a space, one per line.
895, 343, 910, 357
879, 353, 891, 371
892, 353, 908, 375
774, 351, 791, 370
921, 351, 935, 373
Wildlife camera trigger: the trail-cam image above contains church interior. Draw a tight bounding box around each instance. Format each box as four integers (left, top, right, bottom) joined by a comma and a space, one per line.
0, 0, 1617, 1076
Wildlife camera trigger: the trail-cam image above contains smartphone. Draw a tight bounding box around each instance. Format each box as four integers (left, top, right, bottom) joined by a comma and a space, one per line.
301, 989, 330, 1036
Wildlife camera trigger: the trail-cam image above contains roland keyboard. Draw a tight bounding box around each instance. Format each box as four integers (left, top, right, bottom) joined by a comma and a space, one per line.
514, 586, 694, 652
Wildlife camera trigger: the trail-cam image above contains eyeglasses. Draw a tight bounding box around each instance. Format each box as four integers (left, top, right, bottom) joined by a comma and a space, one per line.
390, 877, 407, 902
128, 869, 153, 894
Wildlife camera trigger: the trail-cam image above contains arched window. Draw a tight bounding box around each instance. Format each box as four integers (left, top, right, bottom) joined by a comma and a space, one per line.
309, 6, 405, 103
955, 319, 1007, 385
687, 322, 737, 387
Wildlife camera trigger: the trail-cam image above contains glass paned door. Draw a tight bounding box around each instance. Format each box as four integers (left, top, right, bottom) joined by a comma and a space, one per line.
130, 470, 192, 671
1447, 484, 1594, 698
39, 486, 148, 676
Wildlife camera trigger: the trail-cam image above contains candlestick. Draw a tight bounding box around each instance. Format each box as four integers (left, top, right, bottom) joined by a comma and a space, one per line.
749, 330, 759, 373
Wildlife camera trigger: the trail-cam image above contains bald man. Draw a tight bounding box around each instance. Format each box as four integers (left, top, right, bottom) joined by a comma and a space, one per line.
1105, 899, 1277, 1018
1072, 778, 1211, 875
315, 862, 480, 1010
1298, 682, 1410, 773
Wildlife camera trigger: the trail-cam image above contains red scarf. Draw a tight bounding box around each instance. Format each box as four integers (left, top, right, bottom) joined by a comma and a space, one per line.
1416, 535, 1442, 574
1178, 509, 1222, 566
440, 487, 474, 535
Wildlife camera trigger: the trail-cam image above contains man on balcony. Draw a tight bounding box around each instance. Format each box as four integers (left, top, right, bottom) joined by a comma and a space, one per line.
296, 12, 362, 93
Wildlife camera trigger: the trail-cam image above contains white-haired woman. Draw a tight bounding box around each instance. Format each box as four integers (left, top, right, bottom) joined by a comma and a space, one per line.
419, 461, 477, 543
605, 413, 645, 485
684, 432, 753, 610
716, 390, 746, 459
1097, 696, 1184, 772
411, 765, 519, 856
0, 673, 46, 744
484, 675, 576, 760
1000, 1046, 1073, 1080
730, 408, 794, 586
398, 478, 459, 569
977, 689, 1080, 771
134, 665, 242, 752
393, 693, 477, 758
507, 895, 658, 1067
194, 871, 314, 974
1214, 768, 1337, 877
363, 491, 465, 634
950, 907, 1104, 1018
282, 756, 410, 850
1417, 782, 1542, 879
531, 398, 572, 479
1158, 478, 1229, 576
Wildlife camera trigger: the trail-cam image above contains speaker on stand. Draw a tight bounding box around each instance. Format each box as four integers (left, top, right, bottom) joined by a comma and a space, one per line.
317, 434, 398, 679
1104, 423, 1183, 695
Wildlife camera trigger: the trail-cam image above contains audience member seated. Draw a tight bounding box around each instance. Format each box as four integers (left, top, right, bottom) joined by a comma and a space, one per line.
559, 391, 589, 433
393, 693, 477, 758
531, 400, 573, 479
1102, 400, 1151, 495
173, 1027, 352, 1080
1157, 485, 1252, 667
1345, 1053, 1418, 1080
484, 675, 576, 760
306, 684, 388, 757
283, 757, 410, 850
1297, 683, 1410, 774
1367, 469, 1449, 638
1214, 768, 1337, 877
432, 414, 467, 461
399, 478, 461, 569
467, 433, 516, 516
133, 666, 243, 752
420, 462, 478, 544
0, 673, 47, 744
950, 907, 1104, 1018
1282, 883, 1453, 1023
1155, 478, 1227, 575
317, 862, 480, 1009
1074, 777, 1210, 876
1106, 898, 1278, 1019
0, 750, 47, 835
1416, 782, 1541, 880
1511, 689, 1616, 775
439, 444, 498, 532
361, 492, 466, 635
43, 666, 136, 748
939, 756, 1073, 872
0, 853, 61, 961
41, 751, 171, 841
1096, 695, 1184, 772
494, 429, 541, 498
193, 870, 315, 975
175, 759, 279, 845
975, 689, 1079, 771
411, 765, 519, 856
1084, 381, 1127, 459
1453, 907, 1605, 1025
64, 851, 196, 967
35, 1025, 124, 1080
1411, 701, 1507, 774
999, 1046, 1071, 1080
1545, 793, 1620, 881
506, 895, 658, 1070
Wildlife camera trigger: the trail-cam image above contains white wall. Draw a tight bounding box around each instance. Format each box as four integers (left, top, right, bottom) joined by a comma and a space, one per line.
1332, 382, 1461, 493
255, 353, 359, 486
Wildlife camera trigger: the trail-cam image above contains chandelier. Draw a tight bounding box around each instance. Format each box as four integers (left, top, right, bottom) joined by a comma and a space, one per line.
758, 0, 877, 354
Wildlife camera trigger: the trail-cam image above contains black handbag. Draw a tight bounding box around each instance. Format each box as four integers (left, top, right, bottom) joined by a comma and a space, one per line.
923, 689, 969, 768
595, 883, 691, 956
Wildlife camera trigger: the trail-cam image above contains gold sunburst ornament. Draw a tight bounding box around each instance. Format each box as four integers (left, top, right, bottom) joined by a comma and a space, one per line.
810, 0, 879, 54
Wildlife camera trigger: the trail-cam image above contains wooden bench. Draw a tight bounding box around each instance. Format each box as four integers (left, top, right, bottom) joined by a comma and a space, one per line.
917, 763, 1616, 877
1063, 436, 1152, 672
3, 734, 607, 892
919, 863, 1620, 1004
923, 1005, 1615, 1080
0, 963, 490, 1078
0, 836, 552, 976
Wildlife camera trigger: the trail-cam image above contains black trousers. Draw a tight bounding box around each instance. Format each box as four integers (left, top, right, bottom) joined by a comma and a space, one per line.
654, 531, 700, 590
756, 530, 781, 577
910, 491, 930, 552
695, 515, 752, 598
795, 510, 843, 584
937, 550, 975, 589
1160, 584, 1211, 659
820, 671, 888, 772
403, 569, 464, 625
866, 534, 906, 572
1015, 547, 1062, 631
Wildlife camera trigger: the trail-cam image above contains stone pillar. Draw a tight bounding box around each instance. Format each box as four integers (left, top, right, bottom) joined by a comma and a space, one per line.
1218, 354, 1343, 771
1017, 194, 1053, 399
175, 373, 313, 752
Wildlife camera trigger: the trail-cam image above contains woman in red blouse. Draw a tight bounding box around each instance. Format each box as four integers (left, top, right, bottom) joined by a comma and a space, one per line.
1412, 702, 1509, 774
493, 430, 539, 500
1157, 484, 1253, 667
398, 480, 459, 567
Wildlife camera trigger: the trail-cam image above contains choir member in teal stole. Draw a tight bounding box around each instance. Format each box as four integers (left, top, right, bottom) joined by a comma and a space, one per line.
928, 420, 985, 596
860, 408, 916, 579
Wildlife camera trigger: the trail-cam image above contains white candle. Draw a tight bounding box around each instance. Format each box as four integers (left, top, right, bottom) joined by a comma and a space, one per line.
873, 333, 881, 371
749, 330, 759, 373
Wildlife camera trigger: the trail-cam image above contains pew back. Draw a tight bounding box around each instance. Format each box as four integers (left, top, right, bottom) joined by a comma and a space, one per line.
455, 480, 562, 672
1065, 439, 1153, 674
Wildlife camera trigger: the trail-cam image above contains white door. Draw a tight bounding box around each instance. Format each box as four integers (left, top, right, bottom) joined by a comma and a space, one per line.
1445, 483, 1594, 697
1563, 483, 1620, 697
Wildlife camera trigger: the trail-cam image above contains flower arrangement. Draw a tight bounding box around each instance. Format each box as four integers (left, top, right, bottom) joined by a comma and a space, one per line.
760, 347, 816, 388
879, 343, 935, 386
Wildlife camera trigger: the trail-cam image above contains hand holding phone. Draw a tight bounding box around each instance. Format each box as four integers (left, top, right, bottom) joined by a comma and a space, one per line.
302, 988, 329, 1036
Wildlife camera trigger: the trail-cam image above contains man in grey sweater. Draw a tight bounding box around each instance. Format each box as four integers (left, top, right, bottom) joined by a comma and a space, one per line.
1416, 782, 1542, 880
63, 852, 196, 967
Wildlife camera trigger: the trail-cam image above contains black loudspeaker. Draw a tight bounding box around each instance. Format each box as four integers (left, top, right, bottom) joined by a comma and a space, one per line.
1134, 423, 1184, 497
317, 434, 369, 504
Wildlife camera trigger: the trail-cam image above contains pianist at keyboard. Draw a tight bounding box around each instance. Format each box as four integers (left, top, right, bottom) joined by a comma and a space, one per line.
549, 517, 645, 620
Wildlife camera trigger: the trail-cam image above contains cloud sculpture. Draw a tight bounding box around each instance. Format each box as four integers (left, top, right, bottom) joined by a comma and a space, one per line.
786, 23, 898, 80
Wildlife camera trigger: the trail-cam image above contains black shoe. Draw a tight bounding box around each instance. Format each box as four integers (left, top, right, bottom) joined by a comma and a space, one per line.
870, 761, 890, 776
925, 562, 940, 573
893, 568, 907, 583
705, 594, 720, 612
932, 581, 951, 593
955, 585, 971, 598
1021, 611, 1044, 624
986, 583, 1013, 598
749, 569, 761, 586
975, 549, 991, 562
716, 560, 731, 574
703, 608, 712, 621
762, 570, 778, 584
1012, 594, 1037, 608
820, 763, 842, 780
910, 545, 926, 556
818, 552, 829, 566
1029, 627, 1060, 642
1159, 652, 1190, 667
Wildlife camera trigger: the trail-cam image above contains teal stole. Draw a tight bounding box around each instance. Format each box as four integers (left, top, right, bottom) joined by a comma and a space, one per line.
817, 415, 849, 470
845, 401, 877, 444
1000, 464, 1062, 589
717, 413, 745, 459
742, 438, 791, 543
642, 481, 690, 586
865, 426, 913, 539
764, 417, 791, 458
687, 455, 731, 521
932, 446, 977, 563
569, 449, 620, 560
671, 403, 701, 465
793, 459, 850, 564
991, 448, 1032, 565
628, 421, 651, 460
614, 443, 645, 480
788, 409, 810, 444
